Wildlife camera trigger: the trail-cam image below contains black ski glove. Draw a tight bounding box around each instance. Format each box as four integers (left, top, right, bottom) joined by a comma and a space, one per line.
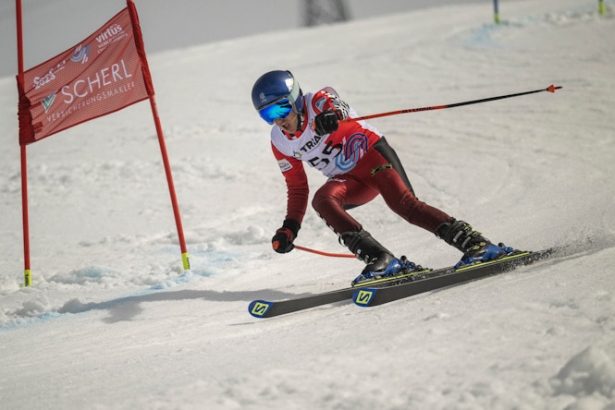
313, 110, 340, 136
272, 219, 301, 254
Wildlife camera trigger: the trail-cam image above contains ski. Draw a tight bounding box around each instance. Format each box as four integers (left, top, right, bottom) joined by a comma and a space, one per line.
352, 248, 557, 308
248, 267, 432, 319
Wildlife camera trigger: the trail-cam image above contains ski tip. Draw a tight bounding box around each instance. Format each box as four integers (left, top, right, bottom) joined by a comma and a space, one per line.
353, 288, 378, 307
248, 300, 273, 318
547, 85, 562, 93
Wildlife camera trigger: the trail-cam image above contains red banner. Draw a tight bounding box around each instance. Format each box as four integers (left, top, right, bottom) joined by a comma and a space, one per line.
17, 5, 152, 145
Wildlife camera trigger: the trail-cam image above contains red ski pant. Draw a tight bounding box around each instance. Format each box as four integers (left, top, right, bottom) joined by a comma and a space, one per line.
312, 146, 451, 236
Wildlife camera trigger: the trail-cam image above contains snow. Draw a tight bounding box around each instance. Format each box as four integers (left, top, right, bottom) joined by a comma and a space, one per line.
1, 0, 615, 409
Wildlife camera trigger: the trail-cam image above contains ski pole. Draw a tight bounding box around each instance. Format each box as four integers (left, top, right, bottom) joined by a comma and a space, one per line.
344, 85, 562, 123
294, 245, 356, 258
271, 241, 355, 258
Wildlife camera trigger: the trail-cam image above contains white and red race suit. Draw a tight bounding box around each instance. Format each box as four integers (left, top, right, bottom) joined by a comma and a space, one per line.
270, 88, 451, 235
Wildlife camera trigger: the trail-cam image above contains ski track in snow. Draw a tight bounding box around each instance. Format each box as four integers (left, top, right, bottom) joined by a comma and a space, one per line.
1, 1, 615, 409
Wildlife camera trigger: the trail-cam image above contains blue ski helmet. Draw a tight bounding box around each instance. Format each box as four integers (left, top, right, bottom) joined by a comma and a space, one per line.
251, 70, 304, 124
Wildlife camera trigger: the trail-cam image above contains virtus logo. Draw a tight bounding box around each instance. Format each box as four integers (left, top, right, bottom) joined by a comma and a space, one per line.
96, 23, 127, 52
41, 93, 56, 113
71, 44, 91, 64
96, 24, 123, 43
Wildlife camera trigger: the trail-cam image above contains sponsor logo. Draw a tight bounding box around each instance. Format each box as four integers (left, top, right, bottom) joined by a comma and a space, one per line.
336, 133, 368, 171
277, 159, 293, 172
41, 93, 56, 112
70, 44, 91, 64
370, 163, 392, 176
259, 92, 267, 104
32, 61, 66, 90
60, 59, 133, 104
33, 69, 55, 90
355, 290, 375, 306
250, 302, 271, 317
298, 133, 323, 154
96, 23, 127, 53
43, 59, 137, 124
44, 80, 137, 124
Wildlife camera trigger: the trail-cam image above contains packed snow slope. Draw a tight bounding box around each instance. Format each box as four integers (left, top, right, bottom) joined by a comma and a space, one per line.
1, 1, 615, 409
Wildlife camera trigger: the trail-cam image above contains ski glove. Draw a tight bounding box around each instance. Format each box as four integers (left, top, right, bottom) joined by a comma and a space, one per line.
272, 219, 301, 254
313, 110, 340, 136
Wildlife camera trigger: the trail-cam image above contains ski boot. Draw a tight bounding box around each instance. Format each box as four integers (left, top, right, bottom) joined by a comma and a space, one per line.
341, 229, 419, 286
436, 219, 514, 269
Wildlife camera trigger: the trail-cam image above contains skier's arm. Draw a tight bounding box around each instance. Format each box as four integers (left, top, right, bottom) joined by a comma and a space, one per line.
271, 142, 309, 224
270, 142, 309, 253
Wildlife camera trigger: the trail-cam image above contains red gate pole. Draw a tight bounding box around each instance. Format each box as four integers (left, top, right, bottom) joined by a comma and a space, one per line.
127, 0, 190, 270
16, 0, 32, 286
149, 95, 190, 270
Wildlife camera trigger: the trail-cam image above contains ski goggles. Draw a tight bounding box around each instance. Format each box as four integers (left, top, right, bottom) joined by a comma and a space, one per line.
258, 97, 293, 124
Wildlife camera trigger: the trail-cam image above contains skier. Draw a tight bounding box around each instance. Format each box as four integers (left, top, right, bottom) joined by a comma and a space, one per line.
251, 70, 513, 284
